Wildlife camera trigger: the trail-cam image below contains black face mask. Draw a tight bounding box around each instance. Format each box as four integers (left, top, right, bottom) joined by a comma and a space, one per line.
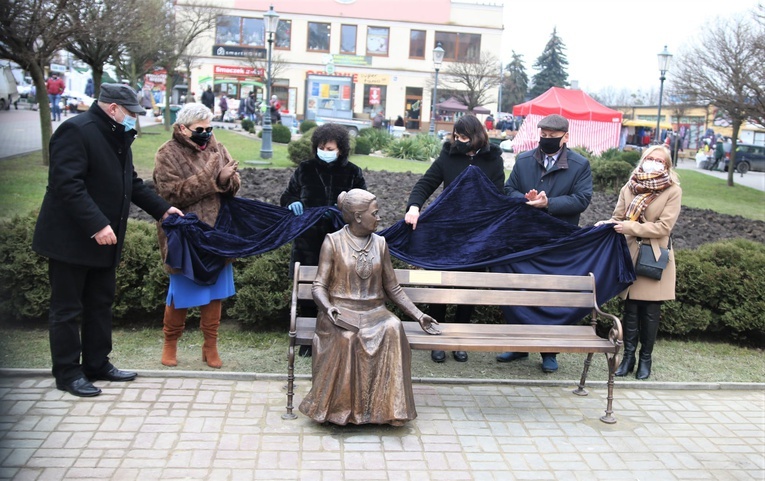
539, 136, 564, 155
190, 131, 212, 147
451, 140, 472, 155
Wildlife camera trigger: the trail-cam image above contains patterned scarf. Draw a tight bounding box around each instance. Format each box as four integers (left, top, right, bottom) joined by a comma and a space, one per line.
624, 171, 673, 221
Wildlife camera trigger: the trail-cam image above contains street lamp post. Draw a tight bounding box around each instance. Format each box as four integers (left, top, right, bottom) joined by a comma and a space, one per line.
654, 45, 673, 144
429, 42, 445, 136
260, 5, 279, 159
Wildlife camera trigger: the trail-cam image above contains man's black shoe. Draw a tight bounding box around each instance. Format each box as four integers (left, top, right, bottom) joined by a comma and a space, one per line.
56, 377, 101, 397
452, 351, 468, 362
87, 367, 137, 382
431, 350, 446, 363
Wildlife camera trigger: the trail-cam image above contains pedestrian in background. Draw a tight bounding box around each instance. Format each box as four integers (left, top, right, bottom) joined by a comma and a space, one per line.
280, 123, 367, 357
201, 86, 215, 111
46, 72, 65, 122
596, 145, 681, 380
498, 114, 593, 373
153, 103, 240, 369
32, 83, 183, 397
404, 114, 505, 364
219, 93, 228, 121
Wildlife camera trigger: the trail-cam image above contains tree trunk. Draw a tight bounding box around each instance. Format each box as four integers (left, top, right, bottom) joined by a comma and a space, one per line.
164, 68, 174, 131
727, 122, 742, 187
29, 62, 52, 166
91, 67, 104, 100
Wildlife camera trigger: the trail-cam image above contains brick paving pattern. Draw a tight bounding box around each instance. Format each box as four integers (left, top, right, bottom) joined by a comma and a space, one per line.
0, 374, 763, 480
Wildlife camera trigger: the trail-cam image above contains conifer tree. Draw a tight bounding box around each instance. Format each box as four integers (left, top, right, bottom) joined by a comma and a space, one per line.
501, 50, 528, 112
530, 28, 569, 97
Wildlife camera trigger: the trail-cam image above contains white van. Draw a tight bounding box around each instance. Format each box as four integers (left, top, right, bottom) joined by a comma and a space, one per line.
0, 66, 20, 110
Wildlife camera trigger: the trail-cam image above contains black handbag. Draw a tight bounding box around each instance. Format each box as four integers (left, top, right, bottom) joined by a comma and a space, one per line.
634, 238, 671, 280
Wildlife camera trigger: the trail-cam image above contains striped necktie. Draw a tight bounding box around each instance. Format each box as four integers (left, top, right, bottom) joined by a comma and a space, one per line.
545, 156, 555, 171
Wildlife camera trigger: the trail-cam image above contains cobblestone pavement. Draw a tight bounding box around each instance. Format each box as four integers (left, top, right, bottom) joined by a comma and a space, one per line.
0, 372, 763, 480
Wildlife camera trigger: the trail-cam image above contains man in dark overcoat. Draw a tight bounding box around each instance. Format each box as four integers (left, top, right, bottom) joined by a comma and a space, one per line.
33, 83, 182, 397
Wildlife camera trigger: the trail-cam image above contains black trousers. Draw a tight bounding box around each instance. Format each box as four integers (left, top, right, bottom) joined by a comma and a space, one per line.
48, 259, 116, 383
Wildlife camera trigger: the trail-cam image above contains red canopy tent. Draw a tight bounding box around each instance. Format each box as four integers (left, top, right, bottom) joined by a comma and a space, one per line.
511, 87, 623, 155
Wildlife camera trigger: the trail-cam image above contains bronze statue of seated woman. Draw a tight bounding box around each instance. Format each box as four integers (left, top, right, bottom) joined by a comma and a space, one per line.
298, 188, 440, 426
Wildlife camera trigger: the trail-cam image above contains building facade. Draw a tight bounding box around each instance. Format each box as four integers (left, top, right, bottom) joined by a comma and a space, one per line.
178, 0, 504, 131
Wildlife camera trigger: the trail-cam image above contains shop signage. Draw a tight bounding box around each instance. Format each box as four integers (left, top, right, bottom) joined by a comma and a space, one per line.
214, 65, 264, 77
332, 54, 372, 66
306, 70, 358, 83
49, 63, 67, 73
357, 73, 390, 85
369, 87, 381, 105
145, 69, 167, 84
212, 45, 267, 58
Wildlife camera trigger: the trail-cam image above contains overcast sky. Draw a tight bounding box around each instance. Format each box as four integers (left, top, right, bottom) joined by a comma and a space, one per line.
501, 0, 761, 95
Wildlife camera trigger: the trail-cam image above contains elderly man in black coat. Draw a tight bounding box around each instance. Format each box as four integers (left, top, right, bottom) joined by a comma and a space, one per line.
33, 84, 182, 397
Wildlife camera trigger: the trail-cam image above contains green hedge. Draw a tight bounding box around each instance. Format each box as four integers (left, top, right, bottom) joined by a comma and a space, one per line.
354, 136, 372, 155
1, 213, 763, 343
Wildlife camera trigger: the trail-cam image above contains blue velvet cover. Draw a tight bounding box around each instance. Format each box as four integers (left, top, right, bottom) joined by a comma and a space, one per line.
162, 166, 635, 324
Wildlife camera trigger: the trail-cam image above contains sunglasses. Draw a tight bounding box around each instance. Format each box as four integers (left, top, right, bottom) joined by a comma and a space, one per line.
187, 126, 213, 134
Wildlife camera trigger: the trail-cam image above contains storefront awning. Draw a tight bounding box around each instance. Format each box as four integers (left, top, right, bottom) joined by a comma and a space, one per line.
623, 119, 672, 129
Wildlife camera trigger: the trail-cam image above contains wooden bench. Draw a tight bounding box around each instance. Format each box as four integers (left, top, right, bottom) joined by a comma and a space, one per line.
284, 264, 623, 424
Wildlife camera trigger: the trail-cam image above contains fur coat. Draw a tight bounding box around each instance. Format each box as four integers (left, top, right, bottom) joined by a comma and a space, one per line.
153, 125, 240, 273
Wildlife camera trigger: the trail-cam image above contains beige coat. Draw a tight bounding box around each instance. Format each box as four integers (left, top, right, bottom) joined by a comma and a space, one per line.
609, 182, 682, 301
153, 125, 240, 273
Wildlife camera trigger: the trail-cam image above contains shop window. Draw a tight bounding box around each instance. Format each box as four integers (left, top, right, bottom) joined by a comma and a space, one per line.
366, 27, 389, 56
341, 25, 357, 54
409, 30, 425, 59
216, 16, 241, 45
363, 85, 387, 115
242, 18, 265, 46
308, 22, 331, 52
434, 32, 482, 62
276, 20, 291, 49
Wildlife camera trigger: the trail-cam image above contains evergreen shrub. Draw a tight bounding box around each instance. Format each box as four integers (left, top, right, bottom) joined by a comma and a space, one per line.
287, 127, 316, 165
354, 136, 372, 155
272, 124, 292, 143
241, 118, 254, 132
299, 120, 317, 133
590, 159, 634, 192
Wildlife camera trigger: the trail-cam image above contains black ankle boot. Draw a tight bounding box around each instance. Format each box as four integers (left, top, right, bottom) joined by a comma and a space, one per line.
615, 300, 639, 377
636, 356, 652, 380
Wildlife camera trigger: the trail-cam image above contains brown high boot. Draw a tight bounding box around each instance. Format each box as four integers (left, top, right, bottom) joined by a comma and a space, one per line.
200, 300, 222, 368
161, 304, 187, 367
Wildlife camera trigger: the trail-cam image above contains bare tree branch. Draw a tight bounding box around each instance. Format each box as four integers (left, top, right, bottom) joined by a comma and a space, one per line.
0, 0, 79, 164
670, 9, 764, 185
441, 52, 501, 112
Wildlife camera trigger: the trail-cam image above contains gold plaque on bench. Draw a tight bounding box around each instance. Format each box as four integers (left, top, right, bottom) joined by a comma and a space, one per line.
409, 271, 442, 284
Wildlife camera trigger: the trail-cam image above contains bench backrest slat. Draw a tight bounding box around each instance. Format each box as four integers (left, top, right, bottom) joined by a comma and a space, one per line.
296, 266, 595, 309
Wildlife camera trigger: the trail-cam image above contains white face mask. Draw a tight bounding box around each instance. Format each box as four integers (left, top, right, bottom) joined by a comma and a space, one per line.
317, 148, 338, 163
642, 160, 665, 174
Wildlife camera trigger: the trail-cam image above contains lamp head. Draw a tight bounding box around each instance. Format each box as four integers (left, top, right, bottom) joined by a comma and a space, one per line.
657, 45, 672, 74
433, 42, 445, 70
264, 5, 279, 35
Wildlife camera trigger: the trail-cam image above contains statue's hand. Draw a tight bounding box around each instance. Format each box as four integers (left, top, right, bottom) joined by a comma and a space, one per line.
327, 306, 340, 324
418, 314, 441, 335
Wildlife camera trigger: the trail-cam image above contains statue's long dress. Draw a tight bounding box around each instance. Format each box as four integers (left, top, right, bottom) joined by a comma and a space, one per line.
299, 227, 419, 425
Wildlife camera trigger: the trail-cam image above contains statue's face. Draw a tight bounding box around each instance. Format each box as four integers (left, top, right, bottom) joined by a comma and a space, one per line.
357, 200, 380, 233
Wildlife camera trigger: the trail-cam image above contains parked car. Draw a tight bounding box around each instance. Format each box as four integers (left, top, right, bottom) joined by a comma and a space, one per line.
723, 143, 765, 174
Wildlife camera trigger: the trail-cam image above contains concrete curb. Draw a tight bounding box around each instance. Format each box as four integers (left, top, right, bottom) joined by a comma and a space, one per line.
3, 367, 762, 391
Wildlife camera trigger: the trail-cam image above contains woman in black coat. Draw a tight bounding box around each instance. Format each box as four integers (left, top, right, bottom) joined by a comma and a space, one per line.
404, 114, 505, 363
280, 123, 367, 356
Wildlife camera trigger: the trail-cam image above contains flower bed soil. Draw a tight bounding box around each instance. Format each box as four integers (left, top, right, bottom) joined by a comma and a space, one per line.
132, 168, 765, 250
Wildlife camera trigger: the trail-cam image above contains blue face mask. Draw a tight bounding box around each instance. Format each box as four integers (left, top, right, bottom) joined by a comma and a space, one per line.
317, 148, 338, 163
117, 107, 136, 131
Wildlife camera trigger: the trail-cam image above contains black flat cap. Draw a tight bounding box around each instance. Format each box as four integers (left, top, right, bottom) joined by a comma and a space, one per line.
98, 83, 144, 113
537, 114, 569, 132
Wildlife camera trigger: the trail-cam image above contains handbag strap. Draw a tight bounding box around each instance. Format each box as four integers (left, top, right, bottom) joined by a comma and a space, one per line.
637, 234, 673, 250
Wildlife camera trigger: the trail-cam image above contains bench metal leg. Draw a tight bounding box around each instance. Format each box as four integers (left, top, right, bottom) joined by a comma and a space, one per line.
600, 353, 617, 424
282, 333, 298, 420
573, 352, 593, 397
